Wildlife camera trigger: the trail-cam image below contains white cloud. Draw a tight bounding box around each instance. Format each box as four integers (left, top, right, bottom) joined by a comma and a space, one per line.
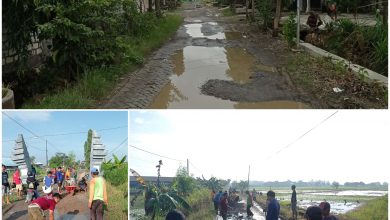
134, 117, 145, 125
4, 111, 52, 123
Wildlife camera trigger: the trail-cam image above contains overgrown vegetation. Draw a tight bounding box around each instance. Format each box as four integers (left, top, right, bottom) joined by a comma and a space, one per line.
286, 52, 387, 109
255, 0, 273, 30
102, 155, 128, 218
2, 0, 182, 108
282, 13, 297, 48
311, 13, 388, 76
339, 195, 388, 220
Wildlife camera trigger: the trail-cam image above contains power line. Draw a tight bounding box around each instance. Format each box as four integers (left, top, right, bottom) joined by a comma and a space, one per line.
129, 145, 185, 162
2, 125, 127, 142
2, 112, 63, 153
265, 111, 339, 160
107, 137, 128, 155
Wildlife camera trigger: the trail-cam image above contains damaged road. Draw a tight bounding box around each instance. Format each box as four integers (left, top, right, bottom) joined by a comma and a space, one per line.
102, 2, 320, 109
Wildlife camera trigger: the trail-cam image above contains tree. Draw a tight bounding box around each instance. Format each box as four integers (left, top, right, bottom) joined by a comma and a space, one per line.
144, 184, 191, 219
155, 0, 162, 17
49, 152, 76, 168
332, 181, 340, 190
273, 0, 282, 37
172, 166, 196, 196
84, 129, 92, 169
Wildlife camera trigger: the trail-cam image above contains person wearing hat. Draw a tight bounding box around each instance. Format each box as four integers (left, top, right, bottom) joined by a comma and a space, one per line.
89, 167, 108, 220
319, 202, 339, 220
305, 206, 322, 220
28, 193, 61, 220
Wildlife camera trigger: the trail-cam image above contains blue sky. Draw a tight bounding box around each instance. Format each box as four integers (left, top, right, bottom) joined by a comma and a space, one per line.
2, 111, 128, 164
129, 110, 390, 184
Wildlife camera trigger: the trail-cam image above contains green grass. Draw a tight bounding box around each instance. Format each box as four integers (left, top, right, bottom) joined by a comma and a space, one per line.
186, 188, 215, 220
106, 181, 128, 219
339, 196, 388, 220
22, 14, 183, 109
222, 8, 235, 16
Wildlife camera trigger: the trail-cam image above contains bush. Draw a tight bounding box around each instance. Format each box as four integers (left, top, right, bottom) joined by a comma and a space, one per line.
282, 14, 297, 48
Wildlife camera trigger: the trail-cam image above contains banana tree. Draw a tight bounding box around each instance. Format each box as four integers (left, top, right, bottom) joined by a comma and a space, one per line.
145, 184, 191, 219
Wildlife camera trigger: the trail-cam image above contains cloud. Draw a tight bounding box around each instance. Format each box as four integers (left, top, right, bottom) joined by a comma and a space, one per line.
4, 111, 52, 123
134, 117, 145, 124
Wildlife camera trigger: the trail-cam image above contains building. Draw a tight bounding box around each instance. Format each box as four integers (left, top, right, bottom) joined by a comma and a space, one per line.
130, 176, 174, 188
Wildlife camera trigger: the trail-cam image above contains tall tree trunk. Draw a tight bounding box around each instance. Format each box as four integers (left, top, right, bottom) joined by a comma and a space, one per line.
383, 0, 388, 26
306, 0, 310, 13
148, 0, 153, 12
246, 0, 249, 19
251, 0, 255, 20
155, 0, 162, 17
273, 0, 281, 37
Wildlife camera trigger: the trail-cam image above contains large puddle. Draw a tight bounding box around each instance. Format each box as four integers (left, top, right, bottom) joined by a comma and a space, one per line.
308, 190, 388, 197
150, 46, 309, 109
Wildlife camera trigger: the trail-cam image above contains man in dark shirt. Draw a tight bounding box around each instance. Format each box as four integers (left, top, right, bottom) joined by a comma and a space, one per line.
291, 185, 297, 220
2, 165, 11, 205
305, 206, 322, 220
219, 192, 228, 220
319, 202, 339, 220
28, 193, 61, 220
266, 190, 280, 220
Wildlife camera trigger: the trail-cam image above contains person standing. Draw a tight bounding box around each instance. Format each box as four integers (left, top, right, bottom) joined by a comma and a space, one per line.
252, 188, 257, 201
89, 167, 108, 220
219, 192, 228, 220
291, 185, 298, 220
56, 167, 64, 194
43, 171, 54, 191
213, 190, 222, 215
28, 193, 61, 220
266, 190, 280, 220
246, 190, 254, 218
13, 168, 23, 198
2, 165, 11, 204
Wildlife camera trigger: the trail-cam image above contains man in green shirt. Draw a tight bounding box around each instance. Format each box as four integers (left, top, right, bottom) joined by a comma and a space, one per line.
246, 190, 254, 218
88, 168, 108, 220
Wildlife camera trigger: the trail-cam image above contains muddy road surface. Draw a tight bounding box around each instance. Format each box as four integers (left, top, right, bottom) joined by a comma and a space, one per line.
103, 2, 317, 109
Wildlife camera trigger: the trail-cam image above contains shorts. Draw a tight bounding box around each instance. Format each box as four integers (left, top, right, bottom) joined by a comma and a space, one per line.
16, 184, 23, 191
28, 204, 45, 220
2, 184, 10, 195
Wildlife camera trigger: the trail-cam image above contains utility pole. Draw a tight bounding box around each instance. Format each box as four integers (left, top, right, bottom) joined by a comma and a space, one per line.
247, 165, 250, 190
156, 160, 163, 188
187, 159, 189, 175
46, 140, 48, 166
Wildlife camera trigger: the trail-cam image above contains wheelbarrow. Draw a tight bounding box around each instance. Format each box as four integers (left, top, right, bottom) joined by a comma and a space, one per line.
65, 185, 76, 195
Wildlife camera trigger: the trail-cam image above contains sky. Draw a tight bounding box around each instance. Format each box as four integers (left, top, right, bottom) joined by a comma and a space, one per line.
129, 110, 390, 184
2, 111, 128, 164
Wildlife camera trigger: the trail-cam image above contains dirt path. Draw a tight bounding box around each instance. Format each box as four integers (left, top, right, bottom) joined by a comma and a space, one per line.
103, 2, 318, 109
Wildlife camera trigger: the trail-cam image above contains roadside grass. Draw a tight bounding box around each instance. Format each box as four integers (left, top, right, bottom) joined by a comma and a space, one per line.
222, 8, 235, 17
285, 52, 388, 109
186, 188, 215, 220
106, 181, 128, 219
339, 195, 388, 220
22, 14, 183, 109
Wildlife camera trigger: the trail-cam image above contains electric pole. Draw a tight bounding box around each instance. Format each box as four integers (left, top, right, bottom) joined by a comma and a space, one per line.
46, 140, 48, 166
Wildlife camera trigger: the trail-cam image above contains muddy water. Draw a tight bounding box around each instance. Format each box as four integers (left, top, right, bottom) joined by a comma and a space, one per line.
150, 46, 308, 109
184, 22, 225, 39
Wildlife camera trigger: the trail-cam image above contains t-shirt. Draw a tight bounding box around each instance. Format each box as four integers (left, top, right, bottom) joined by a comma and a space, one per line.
56, 171, 63, 181
220, 197, 228, 213
13, 171, 21, 184
32, 196, 57, 211
291, 190, 297, 203
2, 171, 9, 185
266, 198, 280, 220
44, 176, 53, 187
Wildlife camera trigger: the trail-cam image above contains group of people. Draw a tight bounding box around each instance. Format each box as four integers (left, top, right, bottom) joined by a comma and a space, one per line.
2, 164, 108, 220
292, 185, 339, 220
